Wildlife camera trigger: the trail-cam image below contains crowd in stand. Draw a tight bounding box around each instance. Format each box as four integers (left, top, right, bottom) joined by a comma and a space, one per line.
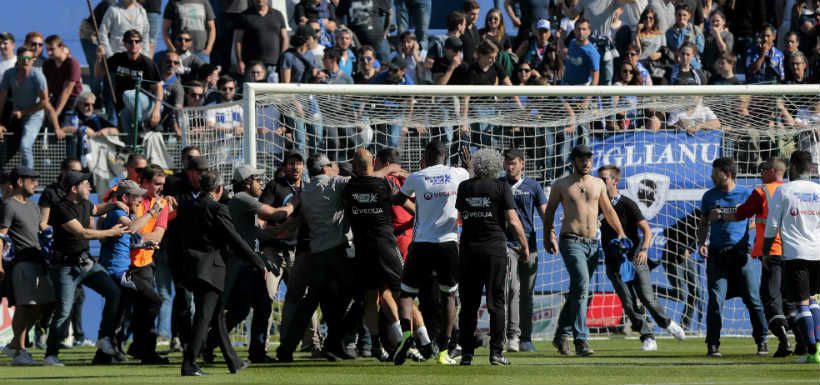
0, 0, 818, 173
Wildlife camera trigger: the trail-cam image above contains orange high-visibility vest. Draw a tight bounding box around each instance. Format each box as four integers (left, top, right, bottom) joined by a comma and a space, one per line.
752, 182, 782, 257
130, 196, 166, 267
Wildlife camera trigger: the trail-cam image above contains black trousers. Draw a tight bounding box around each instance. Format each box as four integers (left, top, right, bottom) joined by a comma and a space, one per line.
182, 281, 241, 374
209, 263, 271, 359
760, 255, 795, 329
458, 245, 507, 356
277, 244, 355, 356
121, 265, 163, 357
171, 284, 194, 346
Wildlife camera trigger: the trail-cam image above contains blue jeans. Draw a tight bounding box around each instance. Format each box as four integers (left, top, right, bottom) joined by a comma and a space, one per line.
120, 89, 156, 144
291, 118, 323, 155
147, 12, 162, 49
18, 111, 44, 169
705, 251, 768, 345
605, 257, 671, 340
555, 234, 600, 341
195, 51, 211, 64
46, 261, 121, 357
154, 247, 174, 339
394, 0, 431, 50
469, 105, 497, 149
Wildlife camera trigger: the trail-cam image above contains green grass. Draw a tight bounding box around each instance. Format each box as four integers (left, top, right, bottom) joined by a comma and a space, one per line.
2, 338, 818, 385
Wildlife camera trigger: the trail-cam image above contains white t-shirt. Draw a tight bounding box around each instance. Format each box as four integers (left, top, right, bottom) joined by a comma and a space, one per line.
668, 104, 718, 127
206, 104, 243, 135
401, 164, 470, 243
0, 56, 16, 78
765, 179, 820, 261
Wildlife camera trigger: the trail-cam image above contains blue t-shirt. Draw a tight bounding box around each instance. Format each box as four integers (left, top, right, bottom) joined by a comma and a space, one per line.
0, 67, 47, 111
98, 208, 131, 276
562, 39, 600, 85
501, 176, 547, 248
700, 185, 753, 250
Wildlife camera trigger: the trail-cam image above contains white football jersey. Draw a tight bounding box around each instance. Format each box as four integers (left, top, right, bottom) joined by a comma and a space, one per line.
401, 164, 470, 243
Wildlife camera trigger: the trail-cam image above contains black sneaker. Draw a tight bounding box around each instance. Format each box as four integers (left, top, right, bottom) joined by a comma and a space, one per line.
794, 341, 808, 356
552, 336, 571, 356
707, 344, 722, 357
460, 354, 473, 366
773, 340, 792, 358
489, 352, 511, 366
757, 341, 769, 356
393, 333, 413, 366
574, 340, 594, 356
419, 343, 435, 361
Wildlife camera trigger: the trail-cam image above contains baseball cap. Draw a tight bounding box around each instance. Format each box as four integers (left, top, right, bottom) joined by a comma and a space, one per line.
117, 179, 147, 196
570, 144, 593, 159
284, 150, 304, 162
503, 148, 525, 161
186, 156, 209, 171
9, 166, 39, 180
233, 164, 265, 183
444, 36, 463, 51
535, 19, 551, 31
0, 32, 14, 42
61, 171, 90, 190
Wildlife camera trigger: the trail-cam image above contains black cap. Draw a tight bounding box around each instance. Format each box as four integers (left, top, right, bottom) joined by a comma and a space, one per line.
570, 144, 593, 160
9, 166, 39, 180
61, 171, 90, 190
284, 150, 304, 162
186, 156, 209, 171
503, 148, 525, 161
389, 56, 408, 70
444, 36, 463, 51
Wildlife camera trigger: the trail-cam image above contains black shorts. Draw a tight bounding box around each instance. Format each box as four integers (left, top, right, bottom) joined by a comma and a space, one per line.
356, 243, 403, 293
784, 259, 820, 302
401, 241, 459, 295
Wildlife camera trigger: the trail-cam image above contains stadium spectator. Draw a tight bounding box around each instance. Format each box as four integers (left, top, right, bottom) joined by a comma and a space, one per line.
633, 7, 668, 84
545, 144, 626, 356
335, 28, 356, 77
702, 10, 733, 78
95, 29, 163, 144
480, 8, 513, 56
456, 149, 528, 366
708, 53, 741, 85
0, 32, 16, 77
98, 0, 151, 58
698, 157, 770, 358
306, 20, 327, 66
43, 35, 83, 129
393, 140, 470, 366
211, 0, 251, 71
745, 24, 785, 84
711, 158, 793, 357
726, 0, 769, 73
196, 63, 220, 101
23, 32, 46, 68
563, 18, 600, 86
517, 19, 555, 70
667, 96, 719, 134
505, 0, 550, 46
785, 51, 811, 83
338, 0, 392, 62
667, 42, 706, 85
665, 4, 704, 70
353, 45, 379, 84
157, 52, 184, 136
500, 149, 546, 353
294, 0, 337, 26
319, 47, 355, 161
155, 30, 205, 83
461, 1, 481, 64
176, 170, 268, 376
161, 0, 216, 63
763, 150, 820, 364
0, 167, 54, 366
61, 92, 120, 162
235, 0, 289, 77
140, 0, 162, 56
610, 61, 642, 130
79, 1, 115, 81
43, 171, 127, 366
393, 31, 425, 85
425, 10, 466, 77
598, 165, 686, 352
395, 0, 431, 51
648, 0, 676, 32
783, 31, 803, 79
624, 43, 652, 85
0, 46, 63, 169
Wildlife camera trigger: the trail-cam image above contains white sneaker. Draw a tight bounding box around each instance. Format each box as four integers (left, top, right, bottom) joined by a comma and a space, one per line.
641, 338, 658, 351
12, 350, 39, 366
667, 321, 686, 341
506, 337, 520, 352
95, 337, 117, 356
42, 355, 64, 366
2, 344, 19, 359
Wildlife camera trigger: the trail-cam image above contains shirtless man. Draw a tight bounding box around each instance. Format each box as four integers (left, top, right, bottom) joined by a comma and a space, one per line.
544, 144, 627, 356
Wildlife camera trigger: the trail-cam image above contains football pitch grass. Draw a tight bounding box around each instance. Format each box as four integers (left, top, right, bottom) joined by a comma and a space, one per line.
2, 338, 818, 385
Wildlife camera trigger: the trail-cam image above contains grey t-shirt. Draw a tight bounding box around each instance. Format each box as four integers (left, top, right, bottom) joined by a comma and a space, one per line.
280, 50, 316, 84
301, 174, 351, 254
228, 191, 262, 247
163, 0, 216, 52
0, 198, 42, 256
620, 0, 648, 28
581, 0, 620, 35
0, 68, 47, 112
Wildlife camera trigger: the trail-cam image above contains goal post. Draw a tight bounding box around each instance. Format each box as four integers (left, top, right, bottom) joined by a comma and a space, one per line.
230, 83, 820, 338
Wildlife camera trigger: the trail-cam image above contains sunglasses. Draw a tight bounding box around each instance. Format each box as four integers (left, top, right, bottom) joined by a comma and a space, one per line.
125, 39, 142, 45
19, 55, 33, 61
176, 37, 192, 42
167, 60, 180, 65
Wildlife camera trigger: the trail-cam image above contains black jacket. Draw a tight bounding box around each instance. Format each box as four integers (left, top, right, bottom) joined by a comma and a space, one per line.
173, 194, 265, 291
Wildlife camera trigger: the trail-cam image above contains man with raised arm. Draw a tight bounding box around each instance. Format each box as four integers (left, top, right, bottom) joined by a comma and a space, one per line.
544, 144, 627, 357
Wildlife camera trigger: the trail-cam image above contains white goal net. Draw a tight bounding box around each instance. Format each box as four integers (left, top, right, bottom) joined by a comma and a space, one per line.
180, 83, 820, 338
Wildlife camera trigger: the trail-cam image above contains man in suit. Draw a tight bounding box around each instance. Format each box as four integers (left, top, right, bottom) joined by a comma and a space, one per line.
174, 170, 271, 376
